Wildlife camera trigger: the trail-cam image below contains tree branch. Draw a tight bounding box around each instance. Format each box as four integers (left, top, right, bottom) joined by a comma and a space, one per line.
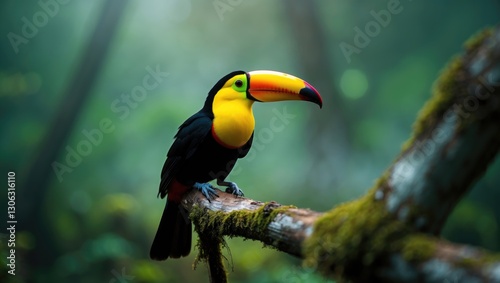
182, 189, 322, 258
181, 26, 500, 283
183, 190, 500, 282
380, 236, 500, 282
379, 27, 500, 235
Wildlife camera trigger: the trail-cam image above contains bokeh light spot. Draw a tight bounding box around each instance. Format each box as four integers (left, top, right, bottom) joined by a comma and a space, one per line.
340, 69, 368, 99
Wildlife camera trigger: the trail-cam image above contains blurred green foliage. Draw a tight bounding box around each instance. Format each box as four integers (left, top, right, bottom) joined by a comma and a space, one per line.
1, 0, 499, 282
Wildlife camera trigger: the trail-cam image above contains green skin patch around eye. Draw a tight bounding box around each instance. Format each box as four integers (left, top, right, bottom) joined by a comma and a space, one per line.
231, 76, 247, 92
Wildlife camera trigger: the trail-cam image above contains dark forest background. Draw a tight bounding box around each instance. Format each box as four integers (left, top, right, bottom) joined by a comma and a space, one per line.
1, 1, 499, 282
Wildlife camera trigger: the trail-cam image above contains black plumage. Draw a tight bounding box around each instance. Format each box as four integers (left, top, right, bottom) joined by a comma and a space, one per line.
150, 71, 253, 260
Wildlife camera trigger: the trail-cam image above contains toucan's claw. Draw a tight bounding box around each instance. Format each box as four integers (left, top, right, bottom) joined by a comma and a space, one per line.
193, 182, 219, 202
225, 182, 245, 197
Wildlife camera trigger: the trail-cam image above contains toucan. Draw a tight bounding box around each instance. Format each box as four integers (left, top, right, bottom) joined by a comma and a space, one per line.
150, 70, 322, 260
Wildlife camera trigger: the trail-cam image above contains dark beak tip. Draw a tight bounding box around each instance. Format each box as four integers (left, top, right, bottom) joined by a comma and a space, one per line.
299, 85, 323, 109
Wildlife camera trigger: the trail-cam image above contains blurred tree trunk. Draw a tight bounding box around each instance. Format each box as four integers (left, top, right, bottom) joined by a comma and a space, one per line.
283, 0, 351, 192
19, 0, 128, 272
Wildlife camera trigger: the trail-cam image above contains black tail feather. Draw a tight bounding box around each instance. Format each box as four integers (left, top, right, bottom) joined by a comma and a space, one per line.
150, 201, 192, 260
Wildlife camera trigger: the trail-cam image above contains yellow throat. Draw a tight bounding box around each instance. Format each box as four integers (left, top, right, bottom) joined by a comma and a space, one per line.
212, 98, 255, 149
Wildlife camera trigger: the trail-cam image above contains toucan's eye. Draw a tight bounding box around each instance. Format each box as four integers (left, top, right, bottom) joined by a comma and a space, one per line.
231, 76, 247, 92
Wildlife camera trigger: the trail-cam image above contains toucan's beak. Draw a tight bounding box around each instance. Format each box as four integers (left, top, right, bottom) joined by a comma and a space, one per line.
247, 70, 323, 108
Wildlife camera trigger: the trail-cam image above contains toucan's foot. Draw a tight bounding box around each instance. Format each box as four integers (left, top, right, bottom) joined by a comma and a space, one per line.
193, 182, 219, 202
225, 182, 245, 197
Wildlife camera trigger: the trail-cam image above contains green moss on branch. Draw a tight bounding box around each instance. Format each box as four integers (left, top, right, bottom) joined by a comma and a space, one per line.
401, 57, 464, 152
303, 187, 412, 279
464, 28, 493, 52
190, 202, 296, 278
401, 28, 493, 152
400, 234, 437, 262
190, 202, 296, 240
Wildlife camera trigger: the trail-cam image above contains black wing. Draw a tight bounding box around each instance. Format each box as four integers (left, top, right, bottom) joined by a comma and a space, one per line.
158, 111, 213, 198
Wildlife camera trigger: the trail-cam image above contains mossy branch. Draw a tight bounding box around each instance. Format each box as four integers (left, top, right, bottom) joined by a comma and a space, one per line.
380, 26, 500, 235
181, 26, 500, 283
183, 189, 500, 282
183, 189, 321, 283
183, 189, 322, 258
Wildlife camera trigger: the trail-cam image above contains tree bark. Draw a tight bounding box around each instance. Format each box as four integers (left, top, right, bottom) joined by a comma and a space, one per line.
182, 26, 500, 283
379, 27, 500, 235
183, 189, 500, 283
183, 190, 322, 257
